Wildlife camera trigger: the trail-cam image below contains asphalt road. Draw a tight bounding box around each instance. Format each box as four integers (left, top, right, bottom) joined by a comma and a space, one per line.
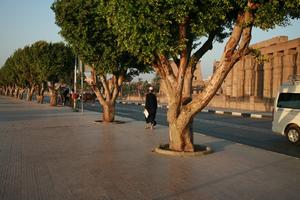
81, 102, 300, 158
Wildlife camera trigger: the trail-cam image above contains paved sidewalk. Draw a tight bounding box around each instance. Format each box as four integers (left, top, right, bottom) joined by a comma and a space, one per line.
0, 96, 299, 200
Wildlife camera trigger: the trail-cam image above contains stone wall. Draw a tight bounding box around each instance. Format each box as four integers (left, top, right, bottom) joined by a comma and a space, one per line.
211, 36, 300, 112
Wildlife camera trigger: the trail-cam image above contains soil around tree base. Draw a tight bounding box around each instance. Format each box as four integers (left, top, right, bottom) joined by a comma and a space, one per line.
154, 144, 213, 156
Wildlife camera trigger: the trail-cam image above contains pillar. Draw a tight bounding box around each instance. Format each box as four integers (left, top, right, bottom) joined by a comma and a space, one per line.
263, 54, 273, 98
232, 62, 239, 97
272, 52, 284, 98
282, 49, 296, 82
244, 56, 255, 96
296, 47, 300, 75
225, 69, 233, 96
236, 59, 245, 97
254, 62, 264, 98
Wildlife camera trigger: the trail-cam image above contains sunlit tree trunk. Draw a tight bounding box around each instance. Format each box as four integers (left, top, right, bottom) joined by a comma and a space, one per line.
102, 101, 116, 122
26, 85, 35, 101
8, 86, 14, 96
18, 88, 26, 99
14, 86, 19, 98
48, 83, 58, 106
50, 93, 58, 106
36, 83, 45, 104
156, 7, 254, 152
168, 101, 194, 152
5, 86, 9, 96
86, 67, 125, 123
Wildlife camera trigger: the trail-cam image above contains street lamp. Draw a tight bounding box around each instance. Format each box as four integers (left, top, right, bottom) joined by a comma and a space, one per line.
73, 56, 77, 110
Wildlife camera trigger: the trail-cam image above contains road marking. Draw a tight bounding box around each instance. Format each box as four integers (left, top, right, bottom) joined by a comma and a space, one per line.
232, 112, 242, 116
251, 114, 262, 119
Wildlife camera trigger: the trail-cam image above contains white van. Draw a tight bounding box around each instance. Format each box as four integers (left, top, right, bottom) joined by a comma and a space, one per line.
272, 76, 300, 145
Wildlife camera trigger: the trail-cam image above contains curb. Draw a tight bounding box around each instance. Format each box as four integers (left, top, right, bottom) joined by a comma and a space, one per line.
154, 144, 213, 157
117, 101, 272, 119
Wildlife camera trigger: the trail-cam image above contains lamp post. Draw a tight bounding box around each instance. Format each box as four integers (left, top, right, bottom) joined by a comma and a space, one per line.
80, 60, 84, 113
73, 57, 77, 110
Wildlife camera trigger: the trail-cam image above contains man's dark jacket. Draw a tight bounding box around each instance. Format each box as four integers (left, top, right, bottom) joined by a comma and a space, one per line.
145, 93, 157, 113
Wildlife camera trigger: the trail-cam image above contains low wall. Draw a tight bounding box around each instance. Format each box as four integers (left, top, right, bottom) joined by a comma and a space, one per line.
120, 94, 274, 112
208, 95, 274, 112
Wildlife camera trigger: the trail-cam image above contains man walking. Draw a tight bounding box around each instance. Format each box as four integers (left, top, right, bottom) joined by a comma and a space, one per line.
145, 86, 157, 129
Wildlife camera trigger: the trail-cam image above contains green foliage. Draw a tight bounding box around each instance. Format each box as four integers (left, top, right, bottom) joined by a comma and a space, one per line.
254, 0, 300, 30
0, 41, 74, 89
105, 0, 233, 64
52, 0, 149, 77
45, 42, 75, 84
106, 0, 300, 65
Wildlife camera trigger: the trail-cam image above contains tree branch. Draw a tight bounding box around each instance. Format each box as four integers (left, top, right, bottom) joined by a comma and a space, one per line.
159, 55, 177, 87
88, 66, 106, 105
99, 74, 111, 101
178, 6, 255, 128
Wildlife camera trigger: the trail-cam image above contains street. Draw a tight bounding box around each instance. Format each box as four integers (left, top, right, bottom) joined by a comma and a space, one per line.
83, 102, 300, 158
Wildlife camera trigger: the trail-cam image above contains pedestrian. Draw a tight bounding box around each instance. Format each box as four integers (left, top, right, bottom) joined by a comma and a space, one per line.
71, 89, 78, 109
62, 87, 70, 106
145, 86, 157, 129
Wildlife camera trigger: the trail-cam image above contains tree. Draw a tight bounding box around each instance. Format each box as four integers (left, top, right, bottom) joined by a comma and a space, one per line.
5, 48, 29, 99
0, 58, 16, 96
31, 41, 51, 103
0, 41, 74, 105
20, 45, 40, 101
52, 0, 149, 122
106, 0, 300, 151
43, 42, 74, 106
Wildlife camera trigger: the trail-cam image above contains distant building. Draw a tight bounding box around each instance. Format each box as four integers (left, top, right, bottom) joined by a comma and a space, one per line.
210, 36, 300, 111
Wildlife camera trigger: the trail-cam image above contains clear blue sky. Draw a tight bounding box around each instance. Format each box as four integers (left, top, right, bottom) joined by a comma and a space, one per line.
0, 0, 300, 79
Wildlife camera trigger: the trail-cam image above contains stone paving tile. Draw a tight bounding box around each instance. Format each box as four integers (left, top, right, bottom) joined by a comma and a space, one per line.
0, 96, 299, 200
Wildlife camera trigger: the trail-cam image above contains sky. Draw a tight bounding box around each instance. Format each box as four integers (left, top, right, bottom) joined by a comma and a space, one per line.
0, 0, 300, 80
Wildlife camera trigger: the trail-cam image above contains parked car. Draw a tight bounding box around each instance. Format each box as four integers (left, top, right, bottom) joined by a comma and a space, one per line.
272, 75, 300, 145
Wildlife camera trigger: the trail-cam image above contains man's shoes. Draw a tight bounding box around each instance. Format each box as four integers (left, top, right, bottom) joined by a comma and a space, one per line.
150, 124, 154, 129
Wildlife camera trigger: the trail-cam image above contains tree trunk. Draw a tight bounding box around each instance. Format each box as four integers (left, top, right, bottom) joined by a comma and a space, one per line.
183, 66, 193, 98
102, 102, 115, 122
36, 95, 44, 104
5, 86, 9, 96
27, 86, 35, 101
10, 87, 15, 97
168, 117, 194, 152
167, 96, 194, 152
50, 94, 57, 106
18, 89, 25, 99
36, 83, 45, 104
14, 87, 19, 98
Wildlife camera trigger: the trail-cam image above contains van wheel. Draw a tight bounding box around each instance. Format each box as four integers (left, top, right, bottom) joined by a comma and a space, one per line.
286, 125, 300, 145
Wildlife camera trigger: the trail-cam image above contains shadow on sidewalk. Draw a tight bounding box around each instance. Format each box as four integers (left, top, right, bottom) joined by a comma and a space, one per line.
202, 140, 234, 153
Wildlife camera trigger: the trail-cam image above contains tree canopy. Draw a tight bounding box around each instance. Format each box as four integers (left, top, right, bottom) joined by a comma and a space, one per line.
52, 0, 148, 76
0, 41, 74, 100
104, 0, 300, 151
52, 0, 151, 121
